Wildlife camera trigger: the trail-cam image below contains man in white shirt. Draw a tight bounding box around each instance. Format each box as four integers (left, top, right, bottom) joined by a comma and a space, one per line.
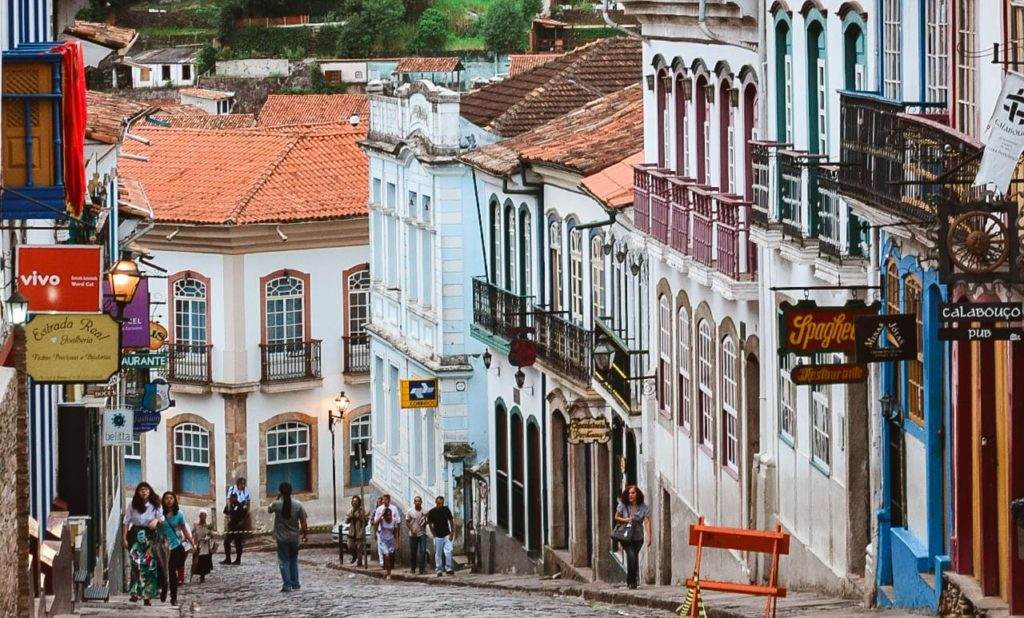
373, 494, 401, 568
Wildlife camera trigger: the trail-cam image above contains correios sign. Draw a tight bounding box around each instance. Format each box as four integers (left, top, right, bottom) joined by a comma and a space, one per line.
16, 245, 103, 313
26, 313, 121, 383
779, 300, 880, 356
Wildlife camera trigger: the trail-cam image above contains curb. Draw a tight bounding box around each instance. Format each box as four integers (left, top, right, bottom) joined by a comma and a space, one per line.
324, 561, 687, 615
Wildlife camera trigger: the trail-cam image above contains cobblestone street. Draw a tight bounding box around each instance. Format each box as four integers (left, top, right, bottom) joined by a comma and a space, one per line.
76, 546, 673, 617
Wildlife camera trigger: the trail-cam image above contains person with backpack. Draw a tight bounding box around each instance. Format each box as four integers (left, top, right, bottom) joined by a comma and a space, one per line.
268, 482, 308, 592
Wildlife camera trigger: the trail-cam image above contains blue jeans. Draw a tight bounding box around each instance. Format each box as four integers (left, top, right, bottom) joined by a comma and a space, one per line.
433, 535, 453, 573
409, 535, 427, 571
623, 540, 642, 588
276, 541, 300, 590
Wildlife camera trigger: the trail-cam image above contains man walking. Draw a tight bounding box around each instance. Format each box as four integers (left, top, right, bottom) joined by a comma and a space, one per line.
405, 496, 428, 574
427, 496, 455, 576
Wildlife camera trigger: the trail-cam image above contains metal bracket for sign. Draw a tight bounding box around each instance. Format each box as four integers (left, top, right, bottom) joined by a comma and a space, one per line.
770, 285, 881, 292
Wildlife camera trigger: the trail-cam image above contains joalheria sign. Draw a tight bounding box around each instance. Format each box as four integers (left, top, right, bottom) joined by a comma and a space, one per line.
779, 300, 879, 385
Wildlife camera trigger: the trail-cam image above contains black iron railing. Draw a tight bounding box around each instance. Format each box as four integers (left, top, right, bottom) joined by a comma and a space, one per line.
533, 310, 591, 385
472, 277, 529, 341
592, 317, 645, 414
167, 343, 212, 384
259, 340, 322, 382
343, 334, 370, 374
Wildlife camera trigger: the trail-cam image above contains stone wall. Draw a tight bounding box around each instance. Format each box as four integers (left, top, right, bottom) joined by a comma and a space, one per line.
0, 355, 30, 616
195, 65, 313, 115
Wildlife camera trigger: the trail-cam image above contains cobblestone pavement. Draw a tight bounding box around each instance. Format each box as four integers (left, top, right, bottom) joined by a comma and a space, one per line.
77, 546, 673, 617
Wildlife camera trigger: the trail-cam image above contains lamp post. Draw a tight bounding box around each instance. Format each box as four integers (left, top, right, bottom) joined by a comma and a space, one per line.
328, 391, 350, 561
106, 255, 142, 320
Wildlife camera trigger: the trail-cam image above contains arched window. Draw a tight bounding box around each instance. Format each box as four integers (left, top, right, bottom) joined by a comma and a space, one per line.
719, 79, 735, 192
885, 259, 902, 409
173, 423, 210, 496
266, 421, 311, 493
677, 307, 691, 429
519, 209, 532, 297
674, 72, 689, 176
774, 19, 794, 143
844, 22, 867, 90
658, 295, 672, 417
806, 18, 828, 156
173, 276, 208, 344
656, 68, 670, 167
924, 0, 948, 104
882, 0, 901, 98
591, 235, 605, 322
495, 404, 509, 530
569, 226, 584, 323
349, 414, 371, 485
346, 266, 370, 338
743, 83, 758, 201
695, 75, 710, 184
505, 204, 517, 292
490, 200, 502, 284
904, 275, 924, 424
697, 320, 714, 450
549, 220, 563, 312
720, 335, 738, 469
265, 275, 304, 344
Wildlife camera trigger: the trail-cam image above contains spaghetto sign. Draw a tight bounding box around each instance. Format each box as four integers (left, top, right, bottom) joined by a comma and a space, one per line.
779, 300, 880, 356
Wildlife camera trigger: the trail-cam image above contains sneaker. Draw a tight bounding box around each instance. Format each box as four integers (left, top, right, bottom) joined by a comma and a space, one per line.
436, 572, 443, 577
143, 599, 152, 606
281, 587, 293, 593
220, 559, 232, 565
293, 584, 301, 590
130, 593, 138, 603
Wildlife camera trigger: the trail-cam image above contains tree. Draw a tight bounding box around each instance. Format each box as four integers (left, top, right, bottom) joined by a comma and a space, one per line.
340, 0, 406, 56
408, 8, 450, 52
483, 0, 527, 54
520, 0, 543, 23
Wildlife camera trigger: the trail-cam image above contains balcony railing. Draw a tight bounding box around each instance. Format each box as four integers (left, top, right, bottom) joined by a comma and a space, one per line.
533, 310, 591, 385
593, 317, 646, 414
668, 176, 697, 254
472, 277, 529, 341
716, 194, 757, 279
839, 92, 980, 221
343, 334, 370, 374
260, 340, 322, 382
167, 343, 212, 384
750, 141, 789, 227
649, 169, 671, 244
632, 163, 663, 234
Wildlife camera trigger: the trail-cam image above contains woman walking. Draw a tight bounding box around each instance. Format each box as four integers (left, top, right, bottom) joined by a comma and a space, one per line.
613, 484, 651, 589
375, 507, 400, 580
121, 482, 164, 603
345, 496, 368, 566
159, 491, 194, 606
268, 482, 308, 593
191, 509, 214, 583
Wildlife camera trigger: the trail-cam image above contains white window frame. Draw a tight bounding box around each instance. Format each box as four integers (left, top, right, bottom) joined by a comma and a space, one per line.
925, 0, 949, 104
265, 276, 304, 344
883, 0, 902, 99
569, 227, 584, 323
267, 421, 310, 465
492, 203, 503, 287
506, 206, 518, 293
677, 308, 691, 430
521, 210, 532, 298
697, 320, 714, 450
549, 220, 563, 312
811, 380, 831, 472
721, 336, 738, 469
347, 268, 370, 336
727, 106, 737, 193
173, 277, 207, 345
784, 56, 794, 143
658, 295, 672, 417
125, 433, 142, 460
591, 236, 605, 323
779, 353, 796, 443
173, 423, 210, 467
816, 58, 828, 155
955, 0, 977, 136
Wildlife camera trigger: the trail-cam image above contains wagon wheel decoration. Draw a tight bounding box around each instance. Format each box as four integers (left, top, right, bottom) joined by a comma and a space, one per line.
945, 210, 1010, 274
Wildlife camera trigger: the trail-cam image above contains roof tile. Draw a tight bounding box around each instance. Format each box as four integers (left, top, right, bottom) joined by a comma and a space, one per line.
258, 94, 370, 127
507, 53, 561, 77
64, 21, 137, 50
581, 151, 644, 209
394, 57, 463, 73
179, 87, 233, 100
86, 90, 151, 144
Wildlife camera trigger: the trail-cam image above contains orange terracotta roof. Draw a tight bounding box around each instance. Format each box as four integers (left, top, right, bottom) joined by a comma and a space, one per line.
64, 21, 137, 50
117, 176, 151, 213
119, 125, 368, 225
394, 57, 464, 73
581, 151, 644, 209
149, 104, 208, 119
179, 87, 233, 100
460, 36, 640, 137
533, 17, 568, 27
507, 53, 560, 77
257, 94, 370, 127
149, 113, 255, 129
86, 90, 151, 144
460, 84, 643, 177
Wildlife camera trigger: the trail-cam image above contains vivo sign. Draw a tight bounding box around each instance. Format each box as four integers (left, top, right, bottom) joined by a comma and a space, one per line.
16, 246, 103, 313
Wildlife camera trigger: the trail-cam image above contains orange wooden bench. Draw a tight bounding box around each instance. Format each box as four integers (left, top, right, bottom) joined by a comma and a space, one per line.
684, 516, 791, 618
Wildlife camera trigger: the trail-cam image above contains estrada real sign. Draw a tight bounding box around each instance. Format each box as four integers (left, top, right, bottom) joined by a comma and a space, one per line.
400, 378, 439, 408
779, 300, 880, 356
567, 417, 611, 444
26, 313, 121, 383
102, 408, 134, 447
855, 314, 918, 363
16, 245, 103, 312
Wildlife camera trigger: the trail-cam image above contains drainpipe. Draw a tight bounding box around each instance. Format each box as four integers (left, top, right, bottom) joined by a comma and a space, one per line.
602, 0, 640, 37
698, 0, 728, 44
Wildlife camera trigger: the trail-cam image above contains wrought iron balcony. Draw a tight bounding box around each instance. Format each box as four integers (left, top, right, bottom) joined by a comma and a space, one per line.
343, 334, 370, 374
817, 165, 867, 261
593, 317, 647, 414
632, 163, 665, 234
472, 277, 530, 342
839, 92, 980, 221
750, 141, 789, 227
260, 340, 322, 383
167, 343, 212, 384
533, 310, 591, 385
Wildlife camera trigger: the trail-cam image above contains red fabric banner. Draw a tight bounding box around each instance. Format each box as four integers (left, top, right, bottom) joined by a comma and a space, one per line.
50, 41, 87, 218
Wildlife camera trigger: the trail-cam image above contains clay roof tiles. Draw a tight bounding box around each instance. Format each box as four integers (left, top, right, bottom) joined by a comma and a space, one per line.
179, 87, 233, 100
460, 83, 643, 178
581, 151, 644, 209
394, 57, 464, 73
460, 35, 641, 137
257, 94, 370, 127
507, 53, 561, 77
85, 90, 151, 144
64, 21, 138, 50
119, 125, 367, 225
149, 112, 256, 129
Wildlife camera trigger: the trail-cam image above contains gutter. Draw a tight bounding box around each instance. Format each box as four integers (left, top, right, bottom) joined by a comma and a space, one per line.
602, 0, 641, 37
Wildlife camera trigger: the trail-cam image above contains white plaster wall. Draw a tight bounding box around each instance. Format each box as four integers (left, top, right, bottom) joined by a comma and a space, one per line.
179, 94, 221, 115
132, 62, 195, 88
215, 58, 290, 78
318, 61, 368, 83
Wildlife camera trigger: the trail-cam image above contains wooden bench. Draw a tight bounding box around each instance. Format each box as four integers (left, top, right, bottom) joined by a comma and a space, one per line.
684, 516, 791, 618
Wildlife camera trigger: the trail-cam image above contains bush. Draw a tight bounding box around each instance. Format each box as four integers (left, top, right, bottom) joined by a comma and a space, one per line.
520, 0, 543, 22
408, 8, 450, 52
196, 44, 218, 75
75, 2, 109, 22
482, 0, 526, 53
217, 1, 242, 42
227, 25, 314, 58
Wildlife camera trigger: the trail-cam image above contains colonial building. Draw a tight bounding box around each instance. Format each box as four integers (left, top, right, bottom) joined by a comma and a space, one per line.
123, 123, 373, 528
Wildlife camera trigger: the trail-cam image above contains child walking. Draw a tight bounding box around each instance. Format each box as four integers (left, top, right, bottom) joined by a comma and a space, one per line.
129, 529, 159, 606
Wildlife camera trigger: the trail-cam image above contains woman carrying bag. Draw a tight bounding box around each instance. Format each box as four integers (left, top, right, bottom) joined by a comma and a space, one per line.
612, 484, 651, 589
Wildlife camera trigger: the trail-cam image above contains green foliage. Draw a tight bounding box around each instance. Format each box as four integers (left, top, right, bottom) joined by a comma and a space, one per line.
227, 25, 314, 58
196, 43, 218, 75
337, 0, 406, 57
217, 0, 242, 41
404, 0, 432, 20
519, 0, 542, 23
568, 26, 627, 47
309, 64, 349, 93
76, 1, 109, 22
408, 8, 451, 52
192, 4, 221, 27
482, 0, 526, 53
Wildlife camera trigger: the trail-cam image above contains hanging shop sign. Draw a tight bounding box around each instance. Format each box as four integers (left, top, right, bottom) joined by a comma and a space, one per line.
974, 71, 1024, 193
142, 378, 174, 413
16, 245, 103, 313
937, 302, 1023, 341
26, 313, 121, 383
121, 350, 167, 369
400, 377, 439, 408
103, 278, 149, 348
102, 408, 134, 447
779, 300, 880, 356
567, 416, 611, 444
149, 322, 168, 351
790, 363, 869, 386
854, 314, 918, 363
133, 409, 162, 433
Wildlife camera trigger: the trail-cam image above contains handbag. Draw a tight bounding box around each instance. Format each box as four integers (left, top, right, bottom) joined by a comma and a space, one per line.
611, 522, 633, 543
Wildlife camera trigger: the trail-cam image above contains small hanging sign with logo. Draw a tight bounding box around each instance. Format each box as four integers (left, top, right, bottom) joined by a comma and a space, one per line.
855, 314, 918, 363
779, 300, 880, 356
102, 408, 134, 447
568, 417, 611, 444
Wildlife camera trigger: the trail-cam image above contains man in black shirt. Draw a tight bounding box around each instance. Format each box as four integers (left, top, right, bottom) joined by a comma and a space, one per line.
427, 496, 455, 576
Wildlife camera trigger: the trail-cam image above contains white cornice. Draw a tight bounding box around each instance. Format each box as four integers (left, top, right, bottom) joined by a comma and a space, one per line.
139, 218, 369, 254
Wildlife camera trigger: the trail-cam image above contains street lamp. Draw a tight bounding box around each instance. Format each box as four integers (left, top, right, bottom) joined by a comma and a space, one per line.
5, 289, 29, 326
106, 256, 142, 320
593, 335, 615, 372
328, 391, 350, 562
880, 393, 901, 424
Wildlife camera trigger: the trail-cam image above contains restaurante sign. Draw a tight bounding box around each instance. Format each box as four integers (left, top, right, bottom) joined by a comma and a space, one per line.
568, 417, 611, 444
779, 300, 880, 356
26, 313, 121, 383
